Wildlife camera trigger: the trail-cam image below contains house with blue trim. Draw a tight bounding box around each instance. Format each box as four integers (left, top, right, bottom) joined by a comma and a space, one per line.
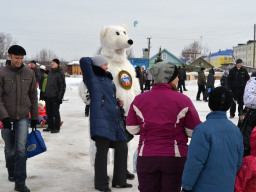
149, 48, 185, 67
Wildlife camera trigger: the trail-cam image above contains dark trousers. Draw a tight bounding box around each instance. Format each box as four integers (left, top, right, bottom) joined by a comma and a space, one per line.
39, 91, 45, 101
137, 156, 186, 192
85, 104, 90, 117
178, 82, 183, 93
1, 116, 29, 184
45, 98, 61, 131
230, 93, 244, 116
183, 81, 187, 90
94, 136, 128, 189
140, 84, 144, 93
145, 80, 151, 90
196, 85, 206, 100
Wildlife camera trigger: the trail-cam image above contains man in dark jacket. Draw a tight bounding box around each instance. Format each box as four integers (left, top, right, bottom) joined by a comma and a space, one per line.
228, 59, 250, 118
43, 59, 66, 133
182, 66, 188, 91
0, 45, 38, 192
220, 71, 229, 89
196, 68, 206, 101
178, 66, 184, 93
204, 68, 215, 102
29, 60, 41, 85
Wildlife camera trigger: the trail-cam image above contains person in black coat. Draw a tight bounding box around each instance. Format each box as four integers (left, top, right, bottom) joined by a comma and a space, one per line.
182, 66, 188, 91
43, 59, 66, 133
220, 70, 229, 89
135, 66, 143, 93
178, 66, 184, 93
30, 60, 41, 84
196, 67, 206, 101
203, 68, 215, 102
228, 59, 250, 118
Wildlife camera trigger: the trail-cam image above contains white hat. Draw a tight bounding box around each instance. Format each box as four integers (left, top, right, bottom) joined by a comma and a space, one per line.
40, 65, 46, 70
38, 100, 45, 107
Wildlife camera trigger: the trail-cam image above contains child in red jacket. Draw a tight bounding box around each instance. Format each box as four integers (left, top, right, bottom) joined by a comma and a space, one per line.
235, 126, 256, 192
30, 100, 63, 127
38, 100, 47, 127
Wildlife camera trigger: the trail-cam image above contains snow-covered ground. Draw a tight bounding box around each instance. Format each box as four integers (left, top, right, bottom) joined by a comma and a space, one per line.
0, 77, 239, 192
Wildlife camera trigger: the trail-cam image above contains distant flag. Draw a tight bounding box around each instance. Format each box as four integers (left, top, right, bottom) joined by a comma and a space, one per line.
134, 21, 139, 27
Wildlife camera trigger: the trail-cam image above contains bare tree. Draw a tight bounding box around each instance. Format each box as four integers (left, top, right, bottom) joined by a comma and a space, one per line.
0, 33, 17, 59
181, 40, 208, 62
35, 49, 58, 66
126, 47, 135, 58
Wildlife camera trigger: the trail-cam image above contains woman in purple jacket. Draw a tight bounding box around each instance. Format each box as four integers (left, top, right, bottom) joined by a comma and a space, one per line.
126, 61, 201, 192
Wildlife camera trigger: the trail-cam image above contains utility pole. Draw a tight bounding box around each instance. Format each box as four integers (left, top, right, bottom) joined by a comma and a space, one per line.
253, 24, 256, 68
147, 37, 151, 67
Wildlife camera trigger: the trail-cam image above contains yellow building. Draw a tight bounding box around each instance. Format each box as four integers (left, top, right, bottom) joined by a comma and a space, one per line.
205, 49, 233, 68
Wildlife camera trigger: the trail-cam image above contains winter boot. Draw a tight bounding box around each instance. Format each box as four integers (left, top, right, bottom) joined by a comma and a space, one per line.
15, 184, 30, 192
40, 120, 46, 127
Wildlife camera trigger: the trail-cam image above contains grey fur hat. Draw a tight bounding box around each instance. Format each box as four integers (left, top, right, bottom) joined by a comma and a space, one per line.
149, 61, 178, 84
92, 55, 108, 67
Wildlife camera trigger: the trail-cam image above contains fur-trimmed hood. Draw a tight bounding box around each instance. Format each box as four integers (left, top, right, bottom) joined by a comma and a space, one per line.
92, 65, 113, 80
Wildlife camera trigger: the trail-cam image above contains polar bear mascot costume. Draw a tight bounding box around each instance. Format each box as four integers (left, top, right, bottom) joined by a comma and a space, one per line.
83, 24, 141, 167
99, 24, 141, 114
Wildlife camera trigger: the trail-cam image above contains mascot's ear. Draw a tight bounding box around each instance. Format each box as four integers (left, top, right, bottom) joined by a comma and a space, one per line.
101, 26, 108, 37
120, 24, 127, 30
149, 66, 159, 76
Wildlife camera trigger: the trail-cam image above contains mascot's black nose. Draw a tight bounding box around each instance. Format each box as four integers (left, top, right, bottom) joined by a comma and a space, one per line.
128, 39, 133, 45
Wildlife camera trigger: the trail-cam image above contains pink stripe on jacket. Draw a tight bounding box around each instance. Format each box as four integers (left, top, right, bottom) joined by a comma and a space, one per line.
126, 83, 201, 157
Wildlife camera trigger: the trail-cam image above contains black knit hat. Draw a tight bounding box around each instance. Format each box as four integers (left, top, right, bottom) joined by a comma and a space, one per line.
52, 58, 60, 65
209, 86, 233, 111
236, 59, 243, 64
169, 65, 179, 83
30, 60, 36, 65
201, 67, 205, 71
8, 45, 26, 55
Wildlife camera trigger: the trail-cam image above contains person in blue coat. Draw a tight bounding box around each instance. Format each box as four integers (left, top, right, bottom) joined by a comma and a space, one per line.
80, 55, 132, 192
181, 86, 244, 192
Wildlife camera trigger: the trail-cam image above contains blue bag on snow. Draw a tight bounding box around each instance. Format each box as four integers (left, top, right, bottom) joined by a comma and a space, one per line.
26, 128, 47, 158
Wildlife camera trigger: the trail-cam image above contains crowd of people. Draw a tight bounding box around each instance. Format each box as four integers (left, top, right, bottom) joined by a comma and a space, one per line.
1, 44, 256, 192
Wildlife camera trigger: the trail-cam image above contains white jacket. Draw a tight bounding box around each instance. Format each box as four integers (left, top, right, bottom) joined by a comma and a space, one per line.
78, 81, 90, 105
244, 77, 256, 109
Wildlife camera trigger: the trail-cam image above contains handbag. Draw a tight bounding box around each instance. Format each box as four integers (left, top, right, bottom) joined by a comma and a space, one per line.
26, 128, 47, 158
118, 100, 134, 142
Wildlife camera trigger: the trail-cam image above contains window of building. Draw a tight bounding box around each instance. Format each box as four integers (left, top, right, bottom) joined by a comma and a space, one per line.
162, 53, 167, 60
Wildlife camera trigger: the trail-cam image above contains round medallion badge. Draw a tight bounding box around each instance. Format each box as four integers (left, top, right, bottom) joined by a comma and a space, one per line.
118, 70, 132, 89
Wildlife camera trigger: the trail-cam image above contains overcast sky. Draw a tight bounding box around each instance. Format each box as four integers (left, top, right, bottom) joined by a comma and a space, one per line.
1, 0, 255, 61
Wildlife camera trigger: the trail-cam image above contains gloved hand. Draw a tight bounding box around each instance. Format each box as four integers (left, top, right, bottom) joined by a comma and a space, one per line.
30, 120, 38, 129
3, 117, 12, 129
57, 99, 62, 105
